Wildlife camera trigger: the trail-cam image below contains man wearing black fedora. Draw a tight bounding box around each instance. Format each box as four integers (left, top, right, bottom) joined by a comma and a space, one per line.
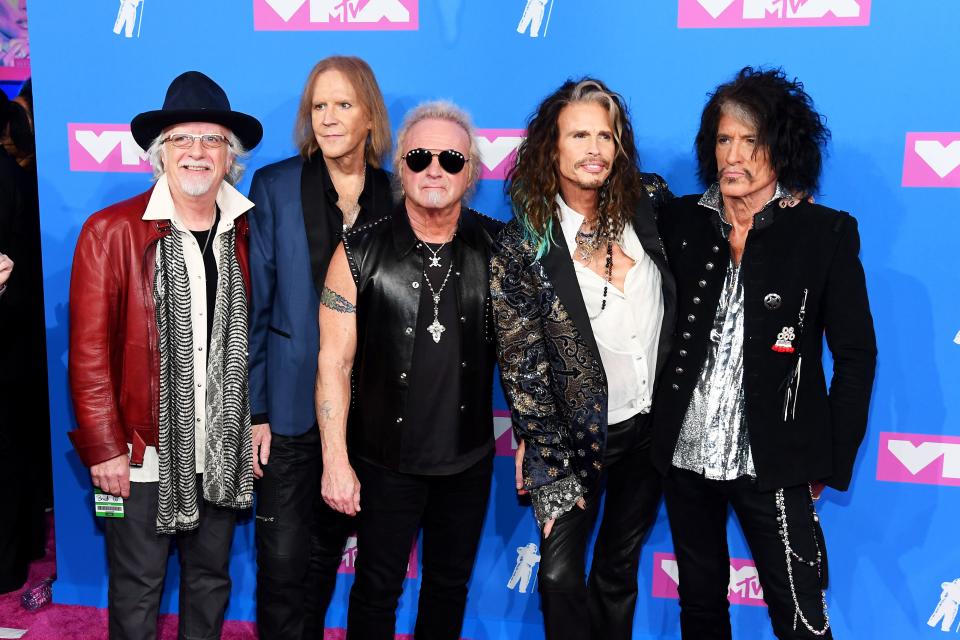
67, 70, 262, 640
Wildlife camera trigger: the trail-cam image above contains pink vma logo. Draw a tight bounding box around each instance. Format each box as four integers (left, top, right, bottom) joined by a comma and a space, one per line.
877, 432, 960, 487
475, 130, 525, 180
677, 0, 871, 28
254, 0, 418, 31
494, 409, 516, 457
652, 552, 767, 607
68, 124, 151, 173
340, 535, 419, 578
902, 133, 960, 188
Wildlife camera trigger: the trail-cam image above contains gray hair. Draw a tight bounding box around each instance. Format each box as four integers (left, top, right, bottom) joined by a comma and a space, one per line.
146, 130, 249, 185
392, 100, 481, 202
720, 100, 758, 130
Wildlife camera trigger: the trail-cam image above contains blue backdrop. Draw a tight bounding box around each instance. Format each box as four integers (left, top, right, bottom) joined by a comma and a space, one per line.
26, 1, 960, 638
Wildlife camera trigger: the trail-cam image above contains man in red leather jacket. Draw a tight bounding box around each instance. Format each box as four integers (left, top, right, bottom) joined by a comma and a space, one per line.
67, 71, 262, 640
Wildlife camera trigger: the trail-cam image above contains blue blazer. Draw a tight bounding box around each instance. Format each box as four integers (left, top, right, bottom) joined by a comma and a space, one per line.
247, 154, 392, 436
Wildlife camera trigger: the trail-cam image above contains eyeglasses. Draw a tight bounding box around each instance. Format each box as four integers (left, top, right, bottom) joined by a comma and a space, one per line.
402, 148, 468, 174
162, 133, 231, 149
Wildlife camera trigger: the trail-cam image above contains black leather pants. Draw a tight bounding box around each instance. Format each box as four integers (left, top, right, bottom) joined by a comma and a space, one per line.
537, 414, 663, 640
256, 428, 354, 640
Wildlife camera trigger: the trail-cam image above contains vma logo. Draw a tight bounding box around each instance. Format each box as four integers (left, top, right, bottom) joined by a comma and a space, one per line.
339, 535, 419, 579
475, 129, 525, 181
254, 0, 418, 31
877, 432, 960, 487
652, 552, 767, 607
507, 542, 541, 594
929, 578, 960, 633
68, 124, 151, 173
113, 0, 145, 38
902, 133, 960, 188
516, 0, 556, 38
494, 409, 518, 456
677, 0, 871, 28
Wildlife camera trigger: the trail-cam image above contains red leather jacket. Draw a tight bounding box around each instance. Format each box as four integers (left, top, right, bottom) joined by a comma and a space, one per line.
67, 187, 250, 468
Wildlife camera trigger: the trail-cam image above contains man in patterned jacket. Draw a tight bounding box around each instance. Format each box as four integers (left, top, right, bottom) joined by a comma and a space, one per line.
67, 71, 261, 640
490, 78, 675, 640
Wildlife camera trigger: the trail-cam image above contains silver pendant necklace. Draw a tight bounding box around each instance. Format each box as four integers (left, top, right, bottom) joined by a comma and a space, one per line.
199, 209, 219, 256
421, 242, 454, 343
423, 238, 450, 268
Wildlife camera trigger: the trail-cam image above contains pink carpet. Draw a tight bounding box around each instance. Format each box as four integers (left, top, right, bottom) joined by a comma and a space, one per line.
0, 514, 257, 639
0, 515, 432, 639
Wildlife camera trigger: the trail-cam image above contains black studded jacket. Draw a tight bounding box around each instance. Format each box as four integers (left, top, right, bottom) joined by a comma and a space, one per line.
651, 189, 877, 492
342, 203, 503, 472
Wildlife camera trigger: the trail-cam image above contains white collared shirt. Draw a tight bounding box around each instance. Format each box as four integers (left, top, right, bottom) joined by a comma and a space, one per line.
129, 174, 254, 482
556, 195, 664, 424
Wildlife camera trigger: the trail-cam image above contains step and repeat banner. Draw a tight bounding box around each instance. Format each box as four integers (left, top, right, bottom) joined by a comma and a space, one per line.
27, 1, 959, 638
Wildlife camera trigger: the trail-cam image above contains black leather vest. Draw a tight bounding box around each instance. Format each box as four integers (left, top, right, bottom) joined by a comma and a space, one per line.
342, 203, 503, 470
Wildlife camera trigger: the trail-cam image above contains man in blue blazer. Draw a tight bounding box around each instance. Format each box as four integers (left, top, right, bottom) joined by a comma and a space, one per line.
247, 56, 393, 640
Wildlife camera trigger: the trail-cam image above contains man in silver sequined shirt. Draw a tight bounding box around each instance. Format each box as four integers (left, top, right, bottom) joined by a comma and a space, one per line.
652, 67, 877, 640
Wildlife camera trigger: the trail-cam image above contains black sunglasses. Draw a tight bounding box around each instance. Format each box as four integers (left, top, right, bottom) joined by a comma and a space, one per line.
402, 148, 469, 174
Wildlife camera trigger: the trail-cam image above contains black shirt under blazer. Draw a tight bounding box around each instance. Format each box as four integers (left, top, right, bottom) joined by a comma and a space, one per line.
651, 194, 877, 492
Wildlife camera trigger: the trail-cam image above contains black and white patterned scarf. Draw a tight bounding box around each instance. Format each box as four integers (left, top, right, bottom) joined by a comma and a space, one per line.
153, 222, 253, 534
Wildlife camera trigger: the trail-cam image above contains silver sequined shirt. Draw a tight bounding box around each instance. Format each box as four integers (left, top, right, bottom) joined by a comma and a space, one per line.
671, 183, 790, 480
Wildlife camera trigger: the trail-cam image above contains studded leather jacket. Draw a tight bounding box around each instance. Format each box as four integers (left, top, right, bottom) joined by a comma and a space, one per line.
342, 203, 503, 470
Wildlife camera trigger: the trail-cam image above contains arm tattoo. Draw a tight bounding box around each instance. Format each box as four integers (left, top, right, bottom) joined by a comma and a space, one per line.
318, 400, 333, 428
321, 287, 356, 314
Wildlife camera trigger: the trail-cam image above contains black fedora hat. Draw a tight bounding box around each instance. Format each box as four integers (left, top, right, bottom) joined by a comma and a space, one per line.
130, 71, 263, 151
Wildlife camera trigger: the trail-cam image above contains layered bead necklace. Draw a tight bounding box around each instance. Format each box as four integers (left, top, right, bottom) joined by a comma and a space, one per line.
574, 222, 615, 312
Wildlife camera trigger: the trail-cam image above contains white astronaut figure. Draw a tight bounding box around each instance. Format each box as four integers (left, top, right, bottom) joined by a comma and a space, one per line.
113, 0, 142, 38
928, 578, 960, 632
517, 0, 549, 38
507, 543, 541, 593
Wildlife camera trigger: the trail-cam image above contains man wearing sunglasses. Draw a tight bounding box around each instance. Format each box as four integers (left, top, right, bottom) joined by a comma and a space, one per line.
315, 101, 502, 639
490, 78, 675, 639
67, 71, 262, 639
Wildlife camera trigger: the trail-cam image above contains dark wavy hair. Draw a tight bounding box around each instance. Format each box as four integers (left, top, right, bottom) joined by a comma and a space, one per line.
695, 67, 830, 195
507, 78, 644, 258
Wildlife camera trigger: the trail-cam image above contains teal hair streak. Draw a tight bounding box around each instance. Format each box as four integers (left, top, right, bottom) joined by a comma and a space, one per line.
515, 197, 557, 261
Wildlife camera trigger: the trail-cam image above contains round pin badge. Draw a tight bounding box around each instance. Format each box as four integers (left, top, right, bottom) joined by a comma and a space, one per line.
764, 293, 782, 310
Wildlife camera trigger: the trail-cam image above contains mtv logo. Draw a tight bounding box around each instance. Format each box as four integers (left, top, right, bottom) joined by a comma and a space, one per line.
677, 0, 871, 28
475, 129, 525, 180
652, 552, 767, 607
254, 0, 418, 31
339, 534, 420, 578
877, 432, 960, 487
902, 133, 960, 188
68, 124, 151, 173
494, 409, 518, 457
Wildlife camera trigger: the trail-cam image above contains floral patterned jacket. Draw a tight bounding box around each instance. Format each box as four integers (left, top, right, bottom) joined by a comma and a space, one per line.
490, 174, 674, 525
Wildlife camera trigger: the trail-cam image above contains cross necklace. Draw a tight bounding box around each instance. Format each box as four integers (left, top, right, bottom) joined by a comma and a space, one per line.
421, 238, 455, 343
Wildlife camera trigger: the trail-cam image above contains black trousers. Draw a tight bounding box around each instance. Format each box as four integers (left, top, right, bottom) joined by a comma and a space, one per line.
537, 414, 662, 640
103, 479, 237, 640
663, 467, 831, 640
0, 377, 48, 594
347, 453, 493, 640
255, 428, 354, 640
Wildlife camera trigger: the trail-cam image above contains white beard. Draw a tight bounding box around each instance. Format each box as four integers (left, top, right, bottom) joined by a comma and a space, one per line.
177, 167, 216, 196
